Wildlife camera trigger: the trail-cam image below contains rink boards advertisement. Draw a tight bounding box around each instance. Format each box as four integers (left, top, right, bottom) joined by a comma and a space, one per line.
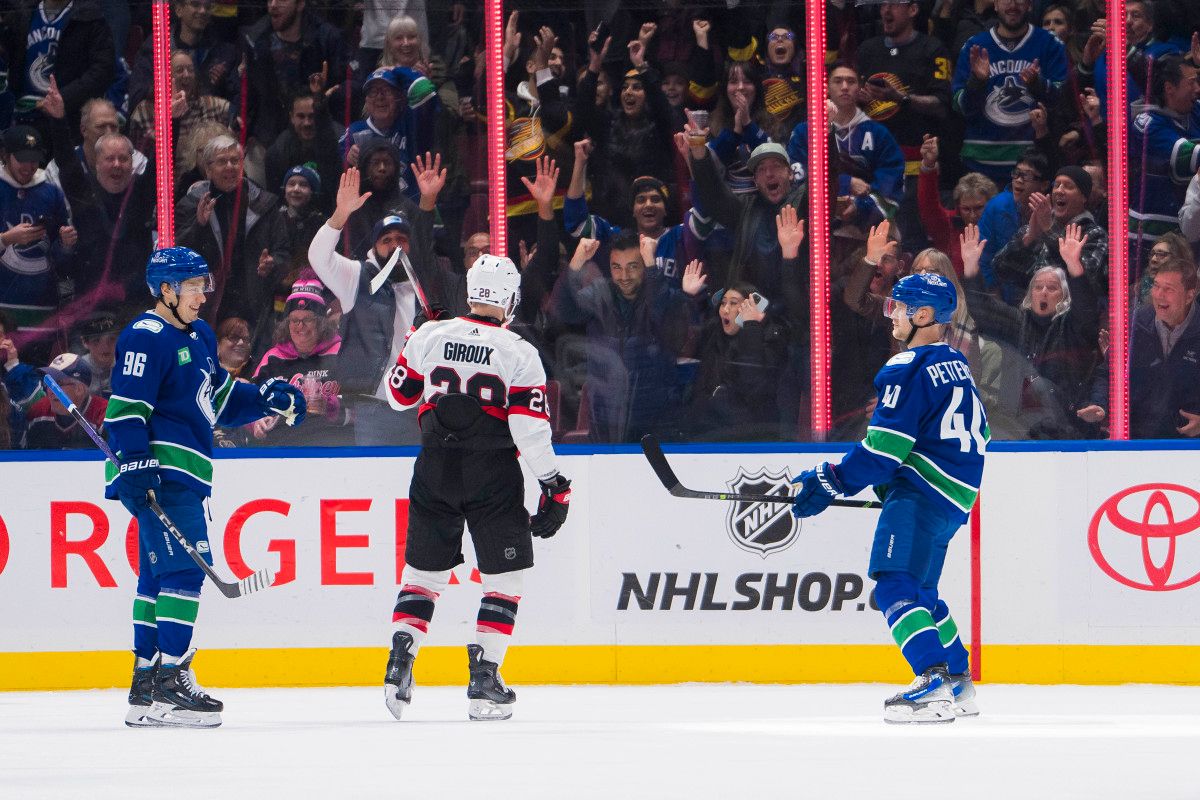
2, 445, 1200, 689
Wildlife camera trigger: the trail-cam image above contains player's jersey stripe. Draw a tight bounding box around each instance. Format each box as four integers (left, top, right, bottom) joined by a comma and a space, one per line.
105, 395, 154, 424
212, 374, 234, 420
902, 452, 978, 513
863, 426, 914, 463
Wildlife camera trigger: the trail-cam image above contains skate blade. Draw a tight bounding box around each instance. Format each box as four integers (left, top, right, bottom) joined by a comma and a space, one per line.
954, 699, 981, 717
384, 685, 411, 720
883, 700, 955, 725
468, 698, 513, 721
124, 705, 158, 727
145, 701, 222, 728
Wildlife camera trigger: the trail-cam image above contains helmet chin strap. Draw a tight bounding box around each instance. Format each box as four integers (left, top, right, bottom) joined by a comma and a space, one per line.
163, 288, 194, 333
903, 315, 936, 347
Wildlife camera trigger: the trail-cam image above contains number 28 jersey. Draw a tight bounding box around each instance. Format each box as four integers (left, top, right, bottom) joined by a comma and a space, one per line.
386, 314, 558, 482
836, 342, 989, 522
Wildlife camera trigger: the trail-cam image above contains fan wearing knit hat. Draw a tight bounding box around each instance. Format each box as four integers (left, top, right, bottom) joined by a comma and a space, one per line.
250, 275, 350, 446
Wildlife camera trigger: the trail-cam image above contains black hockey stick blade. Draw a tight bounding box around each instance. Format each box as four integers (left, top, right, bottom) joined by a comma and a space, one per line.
640, 434, 881, 509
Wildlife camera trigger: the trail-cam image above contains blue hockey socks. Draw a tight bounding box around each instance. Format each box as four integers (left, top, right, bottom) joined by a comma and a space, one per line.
875, 572, 944, 675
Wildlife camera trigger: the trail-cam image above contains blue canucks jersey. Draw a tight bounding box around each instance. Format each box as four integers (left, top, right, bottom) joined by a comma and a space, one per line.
951, 25, 1067, 176
1129, 104, 1200, 244
22, 1, 72, 104
836, 343, 989, 522
104, 312, 266, 498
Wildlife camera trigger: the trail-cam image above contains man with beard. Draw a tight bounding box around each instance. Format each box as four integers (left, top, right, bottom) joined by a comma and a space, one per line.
951, 0, 1068, 187
308, 160, 447, 446
264, 93, 342, 214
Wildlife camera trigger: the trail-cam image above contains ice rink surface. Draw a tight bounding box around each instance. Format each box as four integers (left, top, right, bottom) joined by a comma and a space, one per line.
3, 683, 1198, 799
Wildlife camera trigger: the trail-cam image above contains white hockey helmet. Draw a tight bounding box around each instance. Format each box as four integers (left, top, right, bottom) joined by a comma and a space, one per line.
467, 254, 521, 321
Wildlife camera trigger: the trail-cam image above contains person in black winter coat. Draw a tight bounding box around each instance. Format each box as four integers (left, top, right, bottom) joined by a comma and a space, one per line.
264, 93, 344, 215
344, 136, 420, 260
962, 222, 1103, 439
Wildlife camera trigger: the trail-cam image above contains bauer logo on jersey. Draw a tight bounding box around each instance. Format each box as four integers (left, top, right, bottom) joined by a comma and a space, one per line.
725, 467, 800, 557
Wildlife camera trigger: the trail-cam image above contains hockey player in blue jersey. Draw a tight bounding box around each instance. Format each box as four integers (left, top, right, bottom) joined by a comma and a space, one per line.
792, 272, 988, 724
108, 247, 306, 728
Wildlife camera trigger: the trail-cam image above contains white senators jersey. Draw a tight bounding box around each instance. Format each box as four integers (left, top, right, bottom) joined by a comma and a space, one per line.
386, 315, 558, 480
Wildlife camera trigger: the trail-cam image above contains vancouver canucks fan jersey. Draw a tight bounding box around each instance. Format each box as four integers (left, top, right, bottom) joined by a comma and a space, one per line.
951, 25, 1067, 173
104, 312, 265, 498
835, 342, 988, 522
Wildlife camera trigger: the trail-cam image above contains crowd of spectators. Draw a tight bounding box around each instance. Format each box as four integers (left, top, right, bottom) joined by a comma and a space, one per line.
2, 0, 1200, 449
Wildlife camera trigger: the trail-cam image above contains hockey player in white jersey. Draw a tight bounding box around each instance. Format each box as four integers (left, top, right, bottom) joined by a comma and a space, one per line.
382, 254, 570, 721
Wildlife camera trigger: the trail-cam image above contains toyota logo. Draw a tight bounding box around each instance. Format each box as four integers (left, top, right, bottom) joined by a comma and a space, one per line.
1088, 484, 1200, 592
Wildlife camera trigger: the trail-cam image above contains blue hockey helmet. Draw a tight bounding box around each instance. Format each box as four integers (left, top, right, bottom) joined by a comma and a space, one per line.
885, 272, 957, 324
146, 247, 214, 297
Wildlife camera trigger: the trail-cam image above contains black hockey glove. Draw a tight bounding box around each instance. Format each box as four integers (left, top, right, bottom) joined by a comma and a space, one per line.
530, 474, 571, 539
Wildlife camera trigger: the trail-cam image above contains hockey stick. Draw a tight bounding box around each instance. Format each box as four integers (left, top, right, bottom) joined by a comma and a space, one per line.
640, 434, 882, 509
42, 373, 274, 599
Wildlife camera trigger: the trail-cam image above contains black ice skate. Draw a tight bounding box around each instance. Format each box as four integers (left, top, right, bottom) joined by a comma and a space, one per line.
148, 648, 223, 728
949, 671, 980, 717
466, 644, 515, 721
883, 664, 955, 725
384, 631, 416, 720
124, 653, 159, 727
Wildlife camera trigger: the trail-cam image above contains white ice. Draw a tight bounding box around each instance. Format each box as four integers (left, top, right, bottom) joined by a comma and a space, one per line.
3, 684, 1198, 799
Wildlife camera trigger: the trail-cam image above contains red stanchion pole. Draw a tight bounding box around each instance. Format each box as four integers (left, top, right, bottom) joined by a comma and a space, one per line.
484, 0, 507, 258
1106, 0, 1129, 440
806, 3, 830, 439
151, 0, 175, 247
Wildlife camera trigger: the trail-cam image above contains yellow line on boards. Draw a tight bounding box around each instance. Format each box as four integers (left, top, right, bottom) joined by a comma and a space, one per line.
2, 645, 1199, 691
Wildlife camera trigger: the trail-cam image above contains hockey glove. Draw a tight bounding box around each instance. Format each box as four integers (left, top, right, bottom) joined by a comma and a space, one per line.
530, 474, 571, 539
116, 456, 161, 511
791, 462, 844, 518
259, 378, 307, 426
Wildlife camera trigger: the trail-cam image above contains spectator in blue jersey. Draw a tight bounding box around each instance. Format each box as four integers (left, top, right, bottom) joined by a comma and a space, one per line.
75, 310, 117, 398
554, 232, 690, 443
250, 275, 349, 447
109, 247, 306, 728
951, 0, 1068, 187
976, 148, 1050, 291
0, 122, 75, 347
174, 135, 290, 333
992, 165, 1108, 299
340, 66, 439, 203
1083, 0, 1187, 116
564, 137, 708, 289
1129, 53, 1200, 275
962, 222, 1103, 439
1127, 255, 1200, 438
240, 0, 348, 149
789, 63, 905, 234
0, 0, 114, 139
23, 351, 105, 449
264, 93, 343, 216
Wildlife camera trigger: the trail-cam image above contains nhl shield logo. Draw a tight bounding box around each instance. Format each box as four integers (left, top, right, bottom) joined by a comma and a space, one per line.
725, 467, 799, 557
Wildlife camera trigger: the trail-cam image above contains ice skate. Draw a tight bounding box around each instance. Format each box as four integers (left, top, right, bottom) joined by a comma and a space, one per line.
466, 644, 515, 721
883, 664, 955, 725
384, 631, 416, 720
147, 648, 223, 728
949, 671, 980, 717
124, 654, 159, 727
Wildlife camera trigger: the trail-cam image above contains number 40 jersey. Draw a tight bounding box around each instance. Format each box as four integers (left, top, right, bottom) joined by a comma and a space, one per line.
836, 342, 989, 523
386, 314, 558, 482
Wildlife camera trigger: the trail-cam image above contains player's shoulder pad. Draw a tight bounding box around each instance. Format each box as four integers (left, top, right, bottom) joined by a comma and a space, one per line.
130, 317, 164, 334
885, 350, 916, 367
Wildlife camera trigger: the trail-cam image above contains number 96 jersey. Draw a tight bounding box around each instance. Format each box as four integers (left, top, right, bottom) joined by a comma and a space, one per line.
386, 314, 558, 482
836, 342, 989, 523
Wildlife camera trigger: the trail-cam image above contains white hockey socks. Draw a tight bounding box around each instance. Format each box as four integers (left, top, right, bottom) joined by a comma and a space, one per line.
392, 566, 451, 655
476, 571, 524, 666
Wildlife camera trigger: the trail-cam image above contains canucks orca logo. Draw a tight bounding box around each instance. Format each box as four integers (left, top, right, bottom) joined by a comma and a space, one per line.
725, 467, 800, 557
195, 356, 218, 426
984, 76, 1035, 128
